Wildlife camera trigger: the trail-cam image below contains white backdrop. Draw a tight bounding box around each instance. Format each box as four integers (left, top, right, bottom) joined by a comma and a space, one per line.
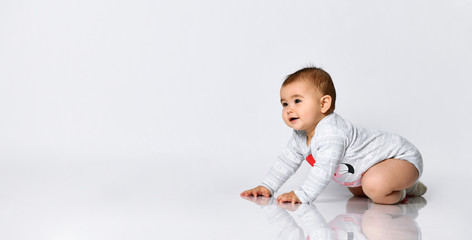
1, 0, 471, 232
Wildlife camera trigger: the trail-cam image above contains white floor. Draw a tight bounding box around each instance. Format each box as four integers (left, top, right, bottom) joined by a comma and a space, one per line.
1, 1, 470, 239
0, 158, 469, 240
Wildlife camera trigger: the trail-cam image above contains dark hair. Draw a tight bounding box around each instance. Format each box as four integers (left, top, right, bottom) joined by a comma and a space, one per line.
282, 67, 336, 113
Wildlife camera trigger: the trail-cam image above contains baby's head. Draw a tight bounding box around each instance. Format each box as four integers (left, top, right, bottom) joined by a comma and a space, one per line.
282, 67, 336, 113
280, 67, 336, 132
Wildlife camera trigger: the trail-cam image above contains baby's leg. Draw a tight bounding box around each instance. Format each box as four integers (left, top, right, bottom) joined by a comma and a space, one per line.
361, 159, 419, 204
348, 186, 367, 197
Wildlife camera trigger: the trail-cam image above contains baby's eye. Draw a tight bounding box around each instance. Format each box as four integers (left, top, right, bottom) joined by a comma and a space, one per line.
282, 102, 288, 107
294, 99, 302, 103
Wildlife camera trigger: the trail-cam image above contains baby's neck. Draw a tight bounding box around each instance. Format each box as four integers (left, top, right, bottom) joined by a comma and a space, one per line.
305, 113, 330, 146
306, 130, 315, 146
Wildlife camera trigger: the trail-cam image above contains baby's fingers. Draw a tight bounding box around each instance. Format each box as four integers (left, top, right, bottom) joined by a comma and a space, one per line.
276, 195, 287, 203
254, 190, 268, 198
277, 194, 299, 204
278, 197, 289, 203
240, 190, 258, 197
240, 190, 252, 196
241, 187, 271, 198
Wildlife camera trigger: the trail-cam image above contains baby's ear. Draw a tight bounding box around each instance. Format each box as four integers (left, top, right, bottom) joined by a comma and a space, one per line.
320, 95, 332, 114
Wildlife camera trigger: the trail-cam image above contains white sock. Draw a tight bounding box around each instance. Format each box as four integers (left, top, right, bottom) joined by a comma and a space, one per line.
406, 181, 427, 196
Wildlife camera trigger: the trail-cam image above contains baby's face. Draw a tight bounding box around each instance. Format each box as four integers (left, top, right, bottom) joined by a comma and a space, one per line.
280, 81, 325, 133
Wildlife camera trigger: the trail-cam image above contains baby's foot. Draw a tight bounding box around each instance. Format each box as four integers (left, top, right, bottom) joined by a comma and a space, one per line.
406, 181, 427, 197
403, 196, 427, 219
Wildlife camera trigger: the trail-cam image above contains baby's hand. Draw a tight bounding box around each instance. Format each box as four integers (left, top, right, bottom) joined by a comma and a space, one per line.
276, 191, 301, 204
240, 186, 271, 198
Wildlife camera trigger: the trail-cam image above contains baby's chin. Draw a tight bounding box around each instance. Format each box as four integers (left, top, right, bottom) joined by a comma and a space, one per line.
285, 123, 305, 131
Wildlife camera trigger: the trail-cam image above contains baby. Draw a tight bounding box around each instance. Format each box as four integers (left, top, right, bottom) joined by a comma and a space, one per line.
240, 67, 426, 204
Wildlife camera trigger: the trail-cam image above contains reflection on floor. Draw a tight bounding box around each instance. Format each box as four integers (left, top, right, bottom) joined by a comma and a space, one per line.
242, 196, 427, 240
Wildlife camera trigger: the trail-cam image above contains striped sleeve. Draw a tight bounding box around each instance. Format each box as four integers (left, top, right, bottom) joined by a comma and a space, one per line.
260, 131, 304, 195
294, 128, 347, 203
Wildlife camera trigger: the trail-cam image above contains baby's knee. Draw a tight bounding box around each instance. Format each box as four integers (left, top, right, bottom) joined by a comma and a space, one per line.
361, 176, 392, 198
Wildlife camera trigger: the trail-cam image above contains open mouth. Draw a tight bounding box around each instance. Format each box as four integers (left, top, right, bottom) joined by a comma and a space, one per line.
289, 117, 299, 122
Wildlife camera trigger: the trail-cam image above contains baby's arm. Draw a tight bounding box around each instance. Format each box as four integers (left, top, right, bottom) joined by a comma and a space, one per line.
260, 132, 305, 196
241, 132, 304, 198
294, 129, 347, 203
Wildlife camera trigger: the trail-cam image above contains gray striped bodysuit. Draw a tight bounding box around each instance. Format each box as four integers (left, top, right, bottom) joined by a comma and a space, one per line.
261, 112, 423, 203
